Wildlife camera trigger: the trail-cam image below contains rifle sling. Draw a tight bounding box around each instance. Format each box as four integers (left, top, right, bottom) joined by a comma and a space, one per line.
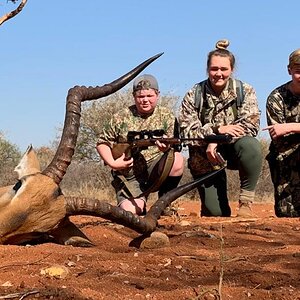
117, 149, 175, 199
142, 148, 175, 197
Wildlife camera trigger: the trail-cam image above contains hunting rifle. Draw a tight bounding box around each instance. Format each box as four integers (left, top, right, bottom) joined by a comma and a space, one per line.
112, 129, 233, 160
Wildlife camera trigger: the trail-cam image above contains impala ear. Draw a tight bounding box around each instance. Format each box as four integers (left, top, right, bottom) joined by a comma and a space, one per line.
14, 145, 41, 179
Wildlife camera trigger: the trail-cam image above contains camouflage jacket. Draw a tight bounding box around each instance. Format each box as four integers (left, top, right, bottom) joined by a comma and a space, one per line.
178, 78, 260, 147
266, 81, 300, 160
97, 104, 176, 162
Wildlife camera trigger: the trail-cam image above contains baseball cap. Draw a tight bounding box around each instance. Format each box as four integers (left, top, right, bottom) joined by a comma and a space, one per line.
132, 74, 159, 92
288, 49, 300, 68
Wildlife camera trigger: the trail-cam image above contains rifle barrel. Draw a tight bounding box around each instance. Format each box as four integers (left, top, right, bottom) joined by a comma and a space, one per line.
200, 134, 233, 144
131, 134, 233, 147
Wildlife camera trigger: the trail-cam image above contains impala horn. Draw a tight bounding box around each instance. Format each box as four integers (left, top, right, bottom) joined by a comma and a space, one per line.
42, 53, 163, 184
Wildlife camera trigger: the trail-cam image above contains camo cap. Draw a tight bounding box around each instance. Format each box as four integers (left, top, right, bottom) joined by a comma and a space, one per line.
133, 74, 159, 92
289, 49, 300, 68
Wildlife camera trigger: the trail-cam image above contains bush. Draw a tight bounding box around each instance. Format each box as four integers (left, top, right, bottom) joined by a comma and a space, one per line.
0, 133, 21, 185
61, 160, 115, 202
34, 146, 56, 170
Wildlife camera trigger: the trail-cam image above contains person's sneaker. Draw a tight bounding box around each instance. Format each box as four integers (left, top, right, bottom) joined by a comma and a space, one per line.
237, 202, 254, 218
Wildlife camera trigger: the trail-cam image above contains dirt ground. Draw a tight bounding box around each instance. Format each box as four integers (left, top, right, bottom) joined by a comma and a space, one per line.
0, 201, 299, 300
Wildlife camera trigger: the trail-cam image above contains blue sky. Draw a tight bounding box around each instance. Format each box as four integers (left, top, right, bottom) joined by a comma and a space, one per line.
1, 1, 299, 151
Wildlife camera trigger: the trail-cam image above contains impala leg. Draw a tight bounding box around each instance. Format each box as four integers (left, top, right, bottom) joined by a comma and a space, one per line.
50, 217, 94, 247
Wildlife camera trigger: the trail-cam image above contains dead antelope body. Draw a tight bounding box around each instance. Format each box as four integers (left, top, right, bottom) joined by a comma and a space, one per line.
0, 54, 221, 246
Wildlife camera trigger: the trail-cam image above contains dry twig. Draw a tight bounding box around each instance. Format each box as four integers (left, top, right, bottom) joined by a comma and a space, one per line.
0, 290, 39, 300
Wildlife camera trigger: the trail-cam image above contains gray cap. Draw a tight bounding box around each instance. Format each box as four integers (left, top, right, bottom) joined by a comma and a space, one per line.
289, 49, 300, 67
132, 74, 159, 92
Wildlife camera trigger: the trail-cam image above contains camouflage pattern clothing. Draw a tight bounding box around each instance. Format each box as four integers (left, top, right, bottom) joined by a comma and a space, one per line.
97, 104, 176, 199
266, 82, 300, 217
178, 77, 260, 175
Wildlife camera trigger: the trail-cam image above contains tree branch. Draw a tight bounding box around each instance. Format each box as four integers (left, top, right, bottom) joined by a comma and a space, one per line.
0, 0, 28, 26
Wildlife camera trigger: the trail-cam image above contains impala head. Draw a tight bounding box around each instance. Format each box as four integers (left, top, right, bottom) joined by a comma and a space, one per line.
0, 145, 66, 244
0, 146, 41, 209
0, 53, 163, 245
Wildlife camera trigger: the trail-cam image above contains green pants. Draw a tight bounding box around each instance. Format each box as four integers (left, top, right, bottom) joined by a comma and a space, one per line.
191, 136, 262, 216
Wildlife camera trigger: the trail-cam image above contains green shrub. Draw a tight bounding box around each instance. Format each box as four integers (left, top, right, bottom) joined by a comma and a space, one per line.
0, 132, 21, 185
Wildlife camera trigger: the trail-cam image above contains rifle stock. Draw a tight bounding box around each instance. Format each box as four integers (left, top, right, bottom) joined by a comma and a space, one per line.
111, 134, 232, 160
112, 143, 132, 160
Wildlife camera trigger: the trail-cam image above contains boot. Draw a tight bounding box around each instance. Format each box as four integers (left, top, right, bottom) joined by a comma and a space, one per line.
237, 189, 255, 218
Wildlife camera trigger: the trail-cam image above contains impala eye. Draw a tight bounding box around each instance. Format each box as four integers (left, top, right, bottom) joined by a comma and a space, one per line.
13, 180, 22, 192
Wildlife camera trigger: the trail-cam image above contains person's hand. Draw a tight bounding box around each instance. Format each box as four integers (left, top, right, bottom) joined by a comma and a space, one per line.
155, 137, 170, 152
110, 153, 133, 170
206, 143, 218, 164
217, 124, 245, 137
262, 124, 293, 139
206, 143, 226, 165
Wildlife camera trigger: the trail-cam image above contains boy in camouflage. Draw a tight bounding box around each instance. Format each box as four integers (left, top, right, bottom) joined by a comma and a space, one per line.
178, 40, 262, 218
96, 74, 184, 215
264, 49, 300, 217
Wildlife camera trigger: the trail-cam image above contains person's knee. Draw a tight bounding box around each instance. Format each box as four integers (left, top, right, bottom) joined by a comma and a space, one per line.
169, 152, 184, 176
235, 136, 262, 161
235, 136, 259, 150
247, 138, 261, 156
233, 137, 262, 190
119, 201, 136, 214
119, 198, 145, 215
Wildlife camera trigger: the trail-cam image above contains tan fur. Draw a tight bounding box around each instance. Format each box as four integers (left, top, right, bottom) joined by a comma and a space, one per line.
0, 146, 41, 211
0, 174, 66, 244
0, 185, 14, 209
14, 145, 41, 179
0, 186, 12, 195
0, 147, 67, 245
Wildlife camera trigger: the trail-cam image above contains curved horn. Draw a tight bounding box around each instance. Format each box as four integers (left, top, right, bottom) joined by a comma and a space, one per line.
65, 198, 156, 234
65, 168, 224, 234
42, 53, 163, 184
144, 168, 224, 224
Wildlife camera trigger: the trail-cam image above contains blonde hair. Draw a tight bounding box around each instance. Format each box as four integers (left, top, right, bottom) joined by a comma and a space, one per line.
216, 39, 230, 50
288, 49, 300, 68
207, 39, 235, 71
